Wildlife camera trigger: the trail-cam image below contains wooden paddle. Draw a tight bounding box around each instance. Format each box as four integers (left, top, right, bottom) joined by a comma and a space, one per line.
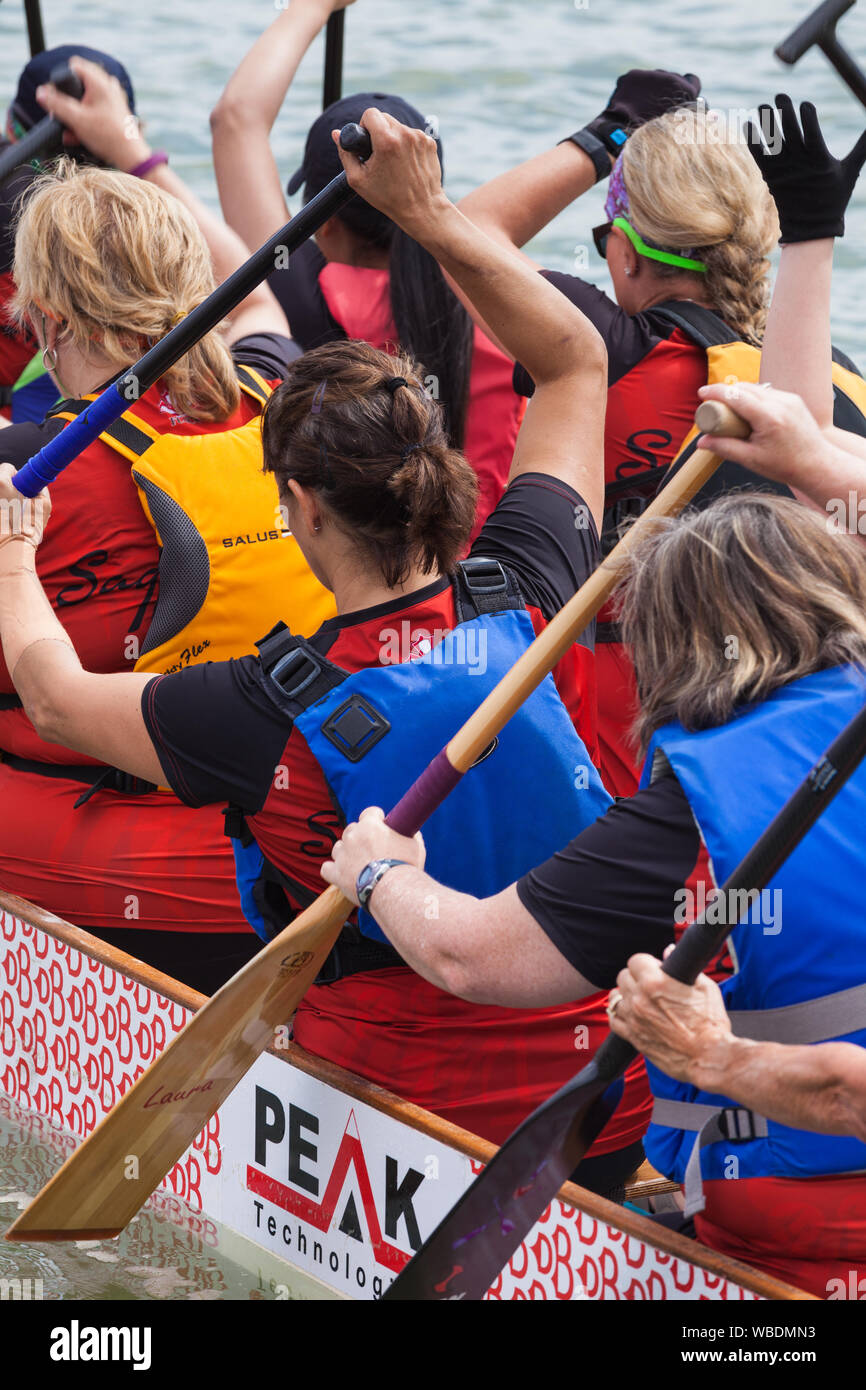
11, 121, 373, 497
385, 685, 866, 1300
4, 402, 744, 1243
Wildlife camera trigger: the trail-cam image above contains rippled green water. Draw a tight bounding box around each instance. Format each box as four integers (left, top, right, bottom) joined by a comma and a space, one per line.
0, 1102, 341, 1301
1, 0, 865, 355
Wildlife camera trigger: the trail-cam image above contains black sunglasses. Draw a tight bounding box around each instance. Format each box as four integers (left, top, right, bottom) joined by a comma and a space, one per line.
593, 221, 613, 260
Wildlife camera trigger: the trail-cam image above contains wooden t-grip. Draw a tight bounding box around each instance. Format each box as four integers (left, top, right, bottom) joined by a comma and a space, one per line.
695, 400, 752, 440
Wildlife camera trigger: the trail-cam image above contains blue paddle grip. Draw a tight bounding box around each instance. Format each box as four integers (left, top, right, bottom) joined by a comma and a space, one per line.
13, 383, 126, 496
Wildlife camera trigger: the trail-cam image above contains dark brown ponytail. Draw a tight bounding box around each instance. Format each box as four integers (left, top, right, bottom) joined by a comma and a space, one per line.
261, 341, 478, 588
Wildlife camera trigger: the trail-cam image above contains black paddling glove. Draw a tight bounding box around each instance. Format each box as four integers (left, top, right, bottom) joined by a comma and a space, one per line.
747, 94, 866, 242
562, 68, 702, 182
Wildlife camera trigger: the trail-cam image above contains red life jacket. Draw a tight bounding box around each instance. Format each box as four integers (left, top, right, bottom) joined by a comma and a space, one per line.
0, 269, 36, 420
596, 301, 866, 796
318, 263, 523, 539
0, 369, 289, 765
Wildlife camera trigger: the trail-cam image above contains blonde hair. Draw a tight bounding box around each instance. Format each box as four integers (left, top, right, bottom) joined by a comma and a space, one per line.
617, 494, 866, 753
622, 108, 780, 346
11, 161, 239, 421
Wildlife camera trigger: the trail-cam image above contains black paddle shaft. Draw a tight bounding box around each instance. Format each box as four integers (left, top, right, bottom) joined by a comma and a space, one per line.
386, 695, 866, 1299
118, 123, 371, 403
24, 0, 45, 56
323, 11, 345, 109
776, 0, 866, 112
0, 63, 84, 187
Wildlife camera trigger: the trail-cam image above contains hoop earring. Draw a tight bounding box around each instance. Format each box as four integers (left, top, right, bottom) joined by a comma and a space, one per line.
40, 312, 57, 372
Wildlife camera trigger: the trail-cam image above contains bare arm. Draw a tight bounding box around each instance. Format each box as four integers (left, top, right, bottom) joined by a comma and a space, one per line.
336, 109, 606, 523
0, 471, 162, 783
210, 0, 354, 255
37, 57, 288, 344
445, 143, 598, 351
320, 808, 597, 1005
760, 241, 835, 427
611, 953, 866, 1141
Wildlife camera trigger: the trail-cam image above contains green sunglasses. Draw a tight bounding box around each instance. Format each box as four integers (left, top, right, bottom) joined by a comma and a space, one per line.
594, 216, 707, 274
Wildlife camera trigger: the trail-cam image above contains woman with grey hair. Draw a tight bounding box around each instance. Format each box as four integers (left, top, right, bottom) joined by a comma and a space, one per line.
323, 491, 866, 1298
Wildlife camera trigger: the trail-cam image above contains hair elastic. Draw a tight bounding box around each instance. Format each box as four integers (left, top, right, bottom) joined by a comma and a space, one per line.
400, 443, 423, 461
384, 376, 408, 395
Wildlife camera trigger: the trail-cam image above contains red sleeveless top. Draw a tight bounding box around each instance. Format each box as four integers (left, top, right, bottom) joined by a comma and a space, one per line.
318, 263, 523, 540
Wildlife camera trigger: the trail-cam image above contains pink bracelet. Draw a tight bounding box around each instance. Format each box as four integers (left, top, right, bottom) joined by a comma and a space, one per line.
127, 150, 169, 179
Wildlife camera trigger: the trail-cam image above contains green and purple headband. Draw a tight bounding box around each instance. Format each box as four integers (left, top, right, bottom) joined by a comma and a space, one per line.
605, 154, 708, 274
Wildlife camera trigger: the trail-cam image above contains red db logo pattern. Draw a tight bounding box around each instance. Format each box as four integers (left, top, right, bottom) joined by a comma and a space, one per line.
0, 909, 222, 1212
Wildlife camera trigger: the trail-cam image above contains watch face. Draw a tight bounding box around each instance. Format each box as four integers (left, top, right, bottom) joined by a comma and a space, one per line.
357, 861, 381, 906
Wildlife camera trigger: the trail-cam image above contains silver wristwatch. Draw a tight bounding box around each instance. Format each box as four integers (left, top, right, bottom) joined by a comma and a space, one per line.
356, 858, 408, 911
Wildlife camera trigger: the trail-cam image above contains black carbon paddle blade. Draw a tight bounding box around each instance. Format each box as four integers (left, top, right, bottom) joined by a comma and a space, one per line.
384, 1061, 625, 1301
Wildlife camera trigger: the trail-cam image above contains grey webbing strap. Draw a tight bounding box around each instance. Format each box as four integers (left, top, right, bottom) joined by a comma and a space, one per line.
728, 981, 866, 1044
651, 1098, 769, 1217
649, 747, 673, 783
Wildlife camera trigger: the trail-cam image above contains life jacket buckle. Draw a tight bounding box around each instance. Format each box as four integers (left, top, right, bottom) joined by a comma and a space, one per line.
270, 646, 324, 701
321, 694, 391, 763
458, 556, 508, 594
717, 1107, 760, 1143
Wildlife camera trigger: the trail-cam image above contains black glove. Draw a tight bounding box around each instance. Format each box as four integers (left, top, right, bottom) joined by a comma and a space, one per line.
562, 68, 702, 183
746, 94, 866, 242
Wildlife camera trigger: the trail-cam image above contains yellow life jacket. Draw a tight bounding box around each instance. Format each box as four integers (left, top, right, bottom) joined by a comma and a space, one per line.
653, 302, 866, 482
51, 365, 335, 676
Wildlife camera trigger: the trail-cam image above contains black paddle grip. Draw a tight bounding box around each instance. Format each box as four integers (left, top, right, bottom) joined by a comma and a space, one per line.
776, 0, 855, 63
0, 62, 83, 187
49, 62, 85, 101
339, 122, 372, 160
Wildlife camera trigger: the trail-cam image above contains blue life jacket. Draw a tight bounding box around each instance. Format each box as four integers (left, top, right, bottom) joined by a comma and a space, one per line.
640, 665, 866, 1214
228, 558, 611, 980
11, 371, 58, 424
0, 352, 59, 424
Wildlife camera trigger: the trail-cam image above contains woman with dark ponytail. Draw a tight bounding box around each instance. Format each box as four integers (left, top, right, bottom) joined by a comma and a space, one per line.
210, 0, 520, 536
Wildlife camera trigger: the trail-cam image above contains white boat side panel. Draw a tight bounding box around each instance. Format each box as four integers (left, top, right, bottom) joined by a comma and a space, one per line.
1, 908, 759, 1301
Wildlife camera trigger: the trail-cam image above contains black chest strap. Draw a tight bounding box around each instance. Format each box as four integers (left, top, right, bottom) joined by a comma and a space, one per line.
255, 622, 350, 719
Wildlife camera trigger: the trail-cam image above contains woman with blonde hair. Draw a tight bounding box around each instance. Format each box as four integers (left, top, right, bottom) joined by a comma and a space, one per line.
0, 58, 332, 992
456, 74, 866, 796
323, 492, 866, 1297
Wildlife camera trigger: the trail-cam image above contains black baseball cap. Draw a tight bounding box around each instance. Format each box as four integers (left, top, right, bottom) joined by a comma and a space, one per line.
287, 91, 442, 199
10, 44, 136, 132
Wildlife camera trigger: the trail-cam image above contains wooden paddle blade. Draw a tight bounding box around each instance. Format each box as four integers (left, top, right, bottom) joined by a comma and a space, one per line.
383, 1063, 622, 1300
4, 887, 349, 1241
